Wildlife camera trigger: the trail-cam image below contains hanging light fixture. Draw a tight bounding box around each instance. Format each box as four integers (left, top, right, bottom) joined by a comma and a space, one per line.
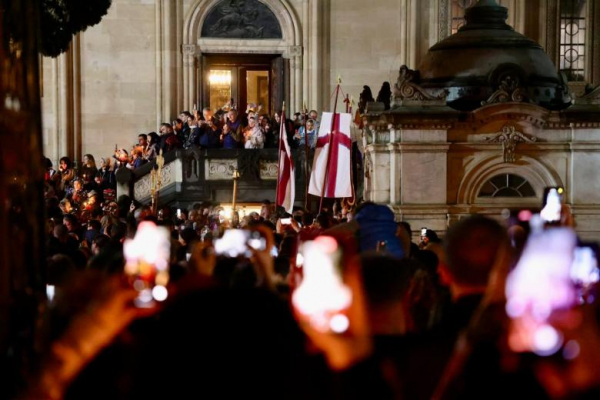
209, 70, 232, 86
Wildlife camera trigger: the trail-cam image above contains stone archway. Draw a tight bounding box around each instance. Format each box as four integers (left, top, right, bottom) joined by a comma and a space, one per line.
182, 0, 302, 113
456, 154, 564, 206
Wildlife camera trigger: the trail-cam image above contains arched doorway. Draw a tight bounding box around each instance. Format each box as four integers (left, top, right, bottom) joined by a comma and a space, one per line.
182, 0, 302, 114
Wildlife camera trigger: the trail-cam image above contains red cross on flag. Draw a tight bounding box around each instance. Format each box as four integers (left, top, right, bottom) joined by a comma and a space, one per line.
308, 112, 353, 198
276, 108, 295, 213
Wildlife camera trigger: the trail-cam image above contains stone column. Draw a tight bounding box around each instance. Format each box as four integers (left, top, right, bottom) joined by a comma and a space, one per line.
182, 44, 198, 111
399, 0, 420, 68
161, 0, 179, 121
286, 45, 303, 113
389, 142, 402, 204
155, 0, 163, 125
308, 0, 325, 111
365, 144, 391, 203
50, 35, 81, 166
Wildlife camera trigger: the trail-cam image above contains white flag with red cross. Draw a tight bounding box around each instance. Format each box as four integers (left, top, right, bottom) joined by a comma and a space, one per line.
308, 112, 353, 198
276, 108, 295, 213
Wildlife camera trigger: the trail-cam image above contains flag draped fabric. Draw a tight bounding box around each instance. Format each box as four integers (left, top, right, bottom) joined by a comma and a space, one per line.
276, 109, 295, 213
308, 112, 353, 198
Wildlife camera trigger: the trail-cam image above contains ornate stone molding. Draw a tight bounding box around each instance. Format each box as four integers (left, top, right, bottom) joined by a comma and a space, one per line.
393, 65, 447, 106
364, 123, 394, 144
481, 75, 528, 106
134, 162, 177, 200
205, 159, 238, 180
547, 122, 600, 129
485, 124, 536, 163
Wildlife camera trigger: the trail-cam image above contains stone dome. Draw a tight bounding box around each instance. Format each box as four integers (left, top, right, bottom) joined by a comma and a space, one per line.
417, 0, 572, 111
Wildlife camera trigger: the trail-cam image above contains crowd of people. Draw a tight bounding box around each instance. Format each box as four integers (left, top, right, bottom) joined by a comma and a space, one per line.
27, 164, 600, 399
35, 101, 600, 399
108, 103, 320, 172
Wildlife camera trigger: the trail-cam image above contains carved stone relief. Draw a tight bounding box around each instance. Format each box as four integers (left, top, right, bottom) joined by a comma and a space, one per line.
481, 74, 528, 106
134, 162, 177, 200
485, 124, 536, 163
259, 160, 278, 180
393, 65, 447, 106
205, 159, 238, 181
201, 0, 283, 39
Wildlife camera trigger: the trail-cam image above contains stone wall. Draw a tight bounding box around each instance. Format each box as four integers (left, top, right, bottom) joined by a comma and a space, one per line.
40, 0, 569, 167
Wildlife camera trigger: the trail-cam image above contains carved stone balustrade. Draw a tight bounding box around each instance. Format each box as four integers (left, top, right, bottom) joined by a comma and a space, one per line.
116, 147, 309, 207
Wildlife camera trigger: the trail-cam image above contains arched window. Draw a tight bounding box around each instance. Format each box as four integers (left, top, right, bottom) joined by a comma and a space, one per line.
478, 174, 536, 198
450, 0, 475, 35
559, 0, 588, 81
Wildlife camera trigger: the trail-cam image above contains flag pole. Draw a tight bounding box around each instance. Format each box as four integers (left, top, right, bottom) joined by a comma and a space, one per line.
303, 101, 310, 211
319, 77, 342, 213
275, 102, 285, 210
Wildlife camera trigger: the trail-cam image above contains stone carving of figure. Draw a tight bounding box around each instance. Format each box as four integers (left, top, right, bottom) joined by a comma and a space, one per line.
209, 0, 265, 38
376, 82, 392, 110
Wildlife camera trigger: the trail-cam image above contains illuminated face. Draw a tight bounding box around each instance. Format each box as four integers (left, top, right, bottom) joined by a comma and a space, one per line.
203, 110, 212, 120
60, 160, 67, 170
274, 113, 281, 123
138, 136, 147, 146
83, 155, 90, 165
63, 218, 73, 231
74, 180, 82, 191
248, 118, 256, 128
309, 111, 318, 120
307, 121, 314, 131
228, 111, 237, 123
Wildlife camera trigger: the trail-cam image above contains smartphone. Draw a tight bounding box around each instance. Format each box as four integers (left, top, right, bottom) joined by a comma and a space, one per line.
123, 221, 171, 307
421, 228, 427, 237
281, 217, 292, 225
177, 208, 182, 219
214, 229, 265, 258
570, 245, 600, 290
292, 236, 352, 333
541, 187, 564, 223
46, 284, 55, 302
505, 227, 578, 356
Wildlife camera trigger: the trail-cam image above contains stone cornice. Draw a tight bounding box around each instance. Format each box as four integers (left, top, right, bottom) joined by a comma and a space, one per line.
388, 143, 451, 153
546, 122, 600, 129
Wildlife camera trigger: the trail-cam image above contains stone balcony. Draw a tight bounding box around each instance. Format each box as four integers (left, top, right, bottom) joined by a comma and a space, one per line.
116, 147, 309, 208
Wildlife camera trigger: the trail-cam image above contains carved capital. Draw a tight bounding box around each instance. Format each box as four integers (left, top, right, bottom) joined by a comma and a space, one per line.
182, 44, 198, 67
182, 44, 198, 56
288, 45, 302, 57
485, 124, 536, 163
